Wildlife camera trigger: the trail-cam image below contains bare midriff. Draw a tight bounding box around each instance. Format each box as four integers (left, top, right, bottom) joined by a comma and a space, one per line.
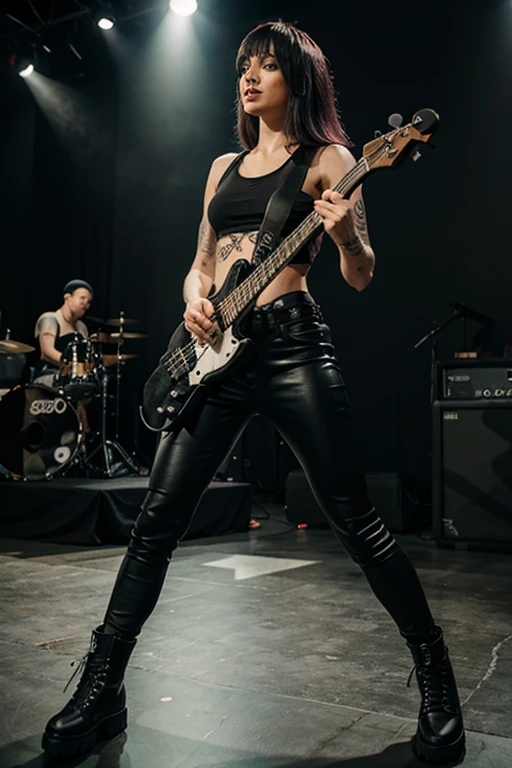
213, 231, 309, 306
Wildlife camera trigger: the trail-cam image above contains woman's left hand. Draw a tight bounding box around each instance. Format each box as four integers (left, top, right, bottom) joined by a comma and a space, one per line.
314, 189, 357, 247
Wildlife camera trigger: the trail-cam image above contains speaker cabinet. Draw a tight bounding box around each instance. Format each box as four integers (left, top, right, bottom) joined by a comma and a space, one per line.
433, 400, 512, 552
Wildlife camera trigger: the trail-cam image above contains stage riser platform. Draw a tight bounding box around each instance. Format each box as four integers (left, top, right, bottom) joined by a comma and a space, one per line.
0, 478, 252, 546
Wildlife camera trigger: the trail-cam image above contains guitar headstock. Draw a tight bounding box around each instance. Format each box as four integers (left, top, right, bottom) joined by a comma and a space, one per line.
362, 108, 439, 170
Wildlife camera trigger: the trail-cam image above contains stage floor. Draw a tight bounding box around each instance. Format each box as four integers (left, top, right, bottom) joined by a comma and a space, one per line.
1, 505, 511, 767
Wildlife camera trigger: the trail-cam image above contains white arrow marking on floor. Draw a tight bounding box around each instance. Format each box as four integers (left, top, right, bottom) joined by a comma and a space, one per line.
202, 554, 320, 581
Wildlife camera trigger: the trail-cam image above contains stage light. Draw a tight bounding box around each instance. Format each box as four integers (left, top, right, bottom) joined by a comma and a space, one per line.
170, 0, 198, 16
10, 53, 36, 78
98, 16, 115, 30
19, 62, 35, 78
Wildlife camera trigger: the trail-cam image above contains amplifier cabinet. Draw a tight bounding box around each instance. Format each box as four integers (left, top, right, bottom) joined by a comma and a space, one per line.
432, 400, 512, 552
436, 359, 512, 400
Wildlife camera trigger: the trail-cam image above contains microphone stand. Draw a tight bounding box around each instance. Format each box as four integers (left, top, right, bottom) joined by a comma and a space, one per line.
414, 306, 463, 404
415, 302, 497, 403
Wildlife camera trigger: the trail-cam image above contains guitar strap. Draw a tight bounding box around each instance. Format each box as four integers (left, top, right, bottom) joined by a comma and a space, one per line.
252, 144, 317, 266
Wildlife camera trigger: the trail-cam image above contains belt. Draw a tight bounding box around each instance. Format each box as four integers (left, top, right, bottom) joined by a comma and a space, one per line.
248, 291, 322, 333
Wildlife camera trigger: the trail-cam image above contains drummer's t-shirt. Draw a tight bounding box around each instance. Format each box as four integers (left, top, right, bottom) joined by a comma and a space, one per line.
34, 309, 88, 357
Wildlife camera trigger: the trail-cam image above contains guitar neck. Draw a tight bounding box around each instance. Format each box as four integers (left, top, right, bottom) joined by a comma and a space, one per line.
216, 156, 371, 328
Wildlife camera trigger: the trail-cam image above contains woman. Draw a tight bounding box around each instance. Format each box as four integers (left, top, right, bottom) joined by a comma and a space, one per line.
43, 22, 464, 764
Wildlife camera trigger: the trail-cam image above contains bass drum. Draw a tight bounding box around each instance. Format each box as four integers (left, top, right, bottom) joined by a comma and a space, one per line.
0, 384, 82, 480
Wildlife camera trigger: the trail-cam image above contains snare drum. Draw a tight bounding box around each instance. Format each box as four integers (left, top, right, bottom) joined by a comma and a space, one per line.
0, 384, 82, 480
55, 334, 104, 399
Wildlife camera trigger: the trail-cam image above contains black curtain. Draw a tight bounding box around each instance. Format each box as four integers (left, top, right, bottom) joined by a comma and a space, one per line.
1, 0, 511, 482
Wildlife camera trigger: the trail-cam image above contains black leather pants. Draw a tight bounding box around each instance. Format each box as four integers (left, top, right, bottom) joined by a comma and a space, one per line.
104, 291, 434, 643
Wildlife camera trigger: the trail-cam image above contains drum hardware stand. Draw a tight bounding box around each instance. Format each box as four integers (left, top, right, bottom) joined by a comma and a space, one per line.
55, 422, 91, 478
86, 312, 142, 478
114, 312, 144, 474
114, 312, 125, 445
84, 371, 140, 477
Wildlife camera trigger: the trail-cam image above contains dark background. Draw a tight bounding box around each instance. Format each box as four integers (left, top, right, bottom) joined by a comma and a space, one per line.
0, 0, 510, 492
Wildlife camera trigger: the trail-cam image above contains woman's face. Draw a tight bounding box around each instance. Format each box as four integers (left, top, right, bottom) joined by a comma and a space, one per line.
238, 44, 289, 118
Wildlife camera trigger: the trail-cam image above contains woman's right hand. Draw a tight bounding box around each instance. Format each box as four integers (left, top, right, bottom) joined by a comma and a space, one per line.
183, 298, 216, 345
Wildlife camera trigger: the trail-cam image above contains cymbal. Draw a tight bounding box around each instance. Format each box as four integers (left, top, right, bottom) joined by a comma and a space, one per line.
106, 332, 149, 341
95, 331, 149, 343
105, 317, 140, 326
102, 353, 138, 367
0, 339, 35, 354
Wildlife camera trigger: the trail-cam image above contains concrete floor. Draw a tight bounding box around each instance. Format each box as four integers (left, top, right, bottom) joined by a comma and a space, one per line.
1, 504, 511, 767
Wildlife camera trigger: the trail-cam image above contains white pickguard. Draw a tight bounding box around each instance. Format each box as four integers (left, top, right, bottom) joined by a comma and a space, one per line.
187, 326, 241, 385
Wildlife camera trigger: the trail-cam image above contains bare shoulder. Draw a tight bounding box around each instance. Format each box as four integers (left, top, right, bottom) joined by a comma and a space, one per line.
209, 152, 239, 187
35, 311, 58, 337
202, 152, 239, 206
317, 144, 356, 189
212, 151, 239, 167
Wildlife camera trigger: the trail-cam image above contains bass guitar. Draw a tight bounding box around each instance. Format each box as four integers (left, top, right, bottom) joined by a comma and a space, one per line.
141, 108, 439, 432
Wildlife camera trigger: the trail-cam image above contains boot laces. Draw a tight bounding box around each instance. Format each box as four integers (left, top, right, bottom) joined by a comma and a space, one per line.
63, 652, 88, 694
406, 653, 457, 714
63, 637, 111, 710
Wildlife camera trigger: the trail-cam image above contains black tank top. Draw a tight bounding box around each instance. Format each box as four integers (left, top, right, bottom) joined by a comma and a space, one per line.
207, 149, 323, 265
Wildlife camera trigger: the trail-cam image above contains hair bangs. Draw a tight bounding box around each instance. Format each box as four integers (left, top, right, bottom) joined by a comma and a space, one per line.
235, 21, 352, 151
235, 22, 294, 77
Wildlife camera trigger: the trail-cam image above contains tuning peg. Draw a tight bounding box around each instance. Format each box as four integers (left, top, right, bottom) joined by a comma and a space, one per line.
411, 150, 422, 162
388, 112, 403, 129
374, 129, 382, 138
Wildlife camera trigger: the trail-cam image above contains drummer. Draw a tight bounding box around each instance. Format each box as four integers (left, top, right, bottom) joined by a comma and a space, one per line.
33, 279, 93, 387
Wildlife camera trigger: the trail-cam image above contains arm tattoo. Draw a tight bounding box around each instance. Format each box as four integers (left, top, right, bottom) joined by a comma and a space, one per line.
353, 199, 370, 245
197, 216, 216, 257
217, 232, 258, 262
340, 236, 364, 257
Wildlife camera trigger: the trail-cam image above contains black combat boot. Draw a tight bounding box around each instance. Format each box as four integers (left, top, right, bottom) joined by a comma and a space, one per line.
407, 626, 465, 764
42, 626, 136, 757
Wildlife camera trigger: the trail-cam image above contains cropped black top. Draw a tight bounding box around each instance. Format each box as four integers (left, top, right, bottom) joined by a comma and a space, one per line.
207, 149, 323, 265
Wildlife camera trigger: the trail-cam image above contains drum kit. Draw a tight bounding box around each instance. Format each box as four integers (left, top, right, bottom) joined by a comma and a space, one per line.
0, 313, 149, 481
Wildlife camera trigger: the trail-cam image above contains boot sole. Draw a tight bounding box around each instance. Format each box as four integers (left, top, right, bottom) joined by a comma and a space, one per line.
412, 730, 466, 764
42, 708, 127, 757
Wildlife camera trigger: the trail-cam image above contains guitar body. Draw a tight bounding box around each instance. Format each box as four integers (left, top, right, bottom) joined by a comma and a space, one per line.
141, 259, 254, 432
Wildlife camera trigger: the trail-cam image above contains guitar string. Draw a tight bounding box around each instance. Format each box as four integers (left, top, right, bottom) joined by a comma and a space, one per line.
215, 155, 374, 322
164, 150, 386, 378
163, 144, 390, 380
215, 145, 389, 326
165, 145, 389, 378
